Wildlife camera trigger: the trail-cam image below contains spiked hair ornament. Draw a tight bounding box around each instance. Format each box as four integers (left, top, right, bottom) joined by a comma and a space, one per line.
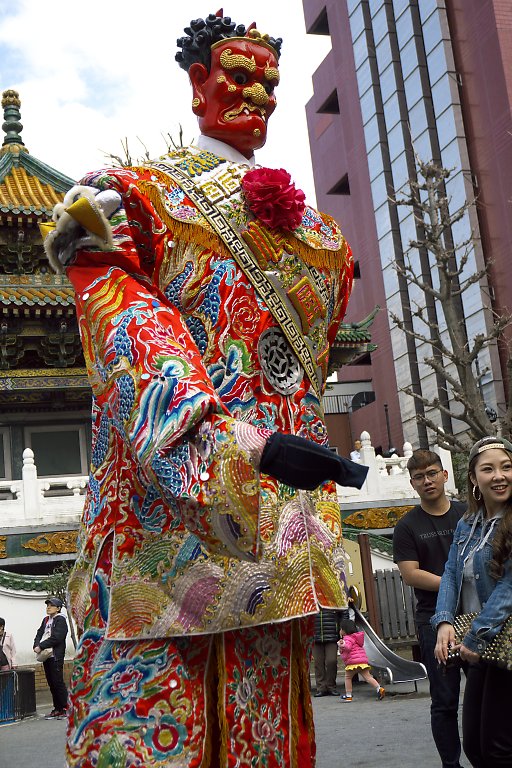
176, 9, 282, 73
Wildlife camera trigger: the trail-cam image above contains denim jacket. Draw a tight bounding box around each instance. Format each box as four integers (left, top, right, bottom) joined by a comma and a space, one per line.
431, 511, 512, 655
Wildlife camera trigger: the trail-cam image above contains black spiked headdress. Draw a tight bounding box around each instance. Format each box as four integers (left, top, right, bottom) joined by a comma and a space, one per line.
176, 12, 282, 73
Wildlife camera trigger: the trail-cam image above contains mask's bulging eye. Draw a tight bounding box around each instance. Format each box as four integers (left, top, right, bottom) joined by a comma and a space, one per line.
233, 72, 248, 86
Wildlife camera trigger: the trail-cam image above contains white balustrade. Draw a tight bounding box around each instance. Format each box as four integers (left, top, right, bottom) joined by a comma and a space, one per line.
337, 431, 456, 503
0, 435, 457, 527
0, 448, 87, 527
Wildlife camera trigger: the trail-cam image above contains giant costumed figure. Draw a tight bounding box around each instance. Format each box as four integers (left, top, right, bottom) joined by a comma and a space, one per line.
42, 11, 367, 767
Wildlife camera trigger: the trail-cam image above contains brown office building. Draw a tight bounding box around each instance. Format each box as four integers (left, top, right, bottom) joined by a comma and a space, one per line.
303, 0, 512, 451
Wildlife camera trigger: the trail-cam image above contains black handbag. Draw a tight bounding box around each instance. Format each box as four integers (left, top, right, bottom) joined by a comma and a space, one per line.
0, 632, 8, 667
447, 613, 512, 670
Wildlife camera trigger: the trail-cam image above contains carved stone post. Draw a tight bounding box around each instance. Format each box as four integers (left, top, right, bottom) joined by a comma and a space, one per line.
22, 448, 42, 520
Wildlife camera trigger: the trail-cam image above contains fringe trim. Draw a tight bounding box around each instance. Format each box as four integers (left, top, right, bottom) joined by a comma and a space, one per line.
216, 633, 229, 768
290, 620, 316, 768
137, 177, 349, 270
290, 626, 300, 768
138, 179, 234, 260
200, 633, 229, 767
200, 638, 216, 768
291, 236, 349, 270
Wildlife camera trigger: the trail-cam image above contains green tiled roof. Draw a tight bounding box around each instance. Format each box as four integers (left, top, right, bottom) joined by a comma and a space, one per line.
335, 306, 379, 346
0, 284, 74, 306
0, 89, 74, 216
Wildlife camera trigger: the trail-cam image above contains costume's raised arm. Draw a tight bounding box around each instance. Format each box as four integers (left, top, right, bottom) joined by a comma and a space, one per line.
45, 175, 271, 563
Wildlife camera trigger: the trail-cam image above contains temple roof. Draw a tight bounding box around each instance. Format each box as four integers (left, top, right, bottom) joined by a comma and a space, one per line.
336, 306, 379, 345
329, 306, 379, 371
0, 89, 74, 216
0, 165, 65, 213
0, 282, 74, 307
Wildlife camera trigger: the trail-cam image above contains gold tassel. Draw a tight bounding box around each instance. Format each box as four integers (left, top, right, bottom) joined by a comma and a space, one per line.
292, 237, 349, 270
216, 634, 229, 768
138, 176, 350, 271
137, 179, 234, 259
290, 620, 315, 768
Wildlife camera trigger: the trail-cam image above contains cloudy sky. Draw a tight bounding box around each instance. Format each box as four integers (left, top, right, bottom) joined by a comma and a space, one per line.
0, 1, 331, 204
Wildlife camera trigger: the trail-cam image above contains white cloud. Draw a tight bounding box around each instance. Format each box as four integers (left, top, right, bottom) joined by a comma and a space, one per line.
0, 1, 330, 203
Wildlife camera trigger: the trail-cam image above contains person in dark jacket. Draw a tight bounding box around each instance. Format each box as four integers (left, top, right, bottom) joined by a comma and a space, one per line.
313, 608, 342, 696
33, 597, 68, 719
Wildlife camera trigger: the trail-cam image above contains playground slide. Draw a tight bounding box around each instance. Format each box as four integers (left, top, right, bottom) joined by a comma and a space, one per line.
353, 607, 427, 685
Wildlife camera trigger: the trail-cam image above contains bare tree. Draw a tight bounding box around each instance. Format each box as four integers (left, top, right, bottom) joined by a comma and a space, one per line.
45, 562, 78, 649
389, 157, 512, 451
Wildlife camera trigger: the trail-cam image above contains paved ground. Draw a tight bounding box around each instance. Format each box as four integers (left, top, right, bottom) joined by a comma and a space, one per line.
0, 678, 464, 768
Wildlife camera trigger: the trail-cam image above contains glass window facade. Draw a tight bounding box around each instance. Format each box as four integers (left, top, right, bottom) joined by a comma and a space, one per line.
426, 40, 449, 86
360, 87, 378, 123
387, 121, 405, 161
367, 143, 386, 180
354, 32, 370, 69
395, 8, 414, 44
383, 92, 402, 129
380, 63, 399, 104
391, 151, 410, 192
403, 67, 424, 110
370, 171, 390, 209
364, 114, 382, 151
372, 5, 389, 44
349, 4, 367, 38
392, 0, 413, 20
345, 0, 490, 445
400, 38, 420, 80
408, 100, 429, 140
417, 0, 441, 23
431, 73, 458, 118
356, 58, 374, 94
422, 10, 444, 54
375, 201, 392, 240
375, 35, 395, 72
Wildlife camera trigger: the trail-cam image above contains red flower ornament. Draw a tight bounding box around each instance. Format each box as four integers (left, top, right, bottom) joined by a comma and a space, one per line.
241, 167, 306, 231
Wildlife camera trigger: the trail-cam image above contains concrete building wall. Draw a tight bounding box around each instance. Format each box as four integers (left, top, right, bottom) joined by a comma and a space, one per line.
303, 0, 512, 449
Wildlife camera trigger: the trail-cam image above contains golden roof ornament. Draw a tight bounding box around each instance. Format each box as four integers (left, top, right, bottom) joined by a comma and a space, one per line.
1, 88, 28, 156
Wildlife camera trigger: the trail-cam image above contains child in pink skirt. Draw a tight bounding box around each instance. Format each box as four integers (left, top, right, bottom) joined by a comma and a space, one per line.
338, 619, 385, 701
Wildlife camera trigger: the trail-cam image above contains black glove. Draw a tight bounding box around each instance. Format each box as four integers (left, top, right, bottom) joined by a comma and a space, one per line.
260, 432, 369, 491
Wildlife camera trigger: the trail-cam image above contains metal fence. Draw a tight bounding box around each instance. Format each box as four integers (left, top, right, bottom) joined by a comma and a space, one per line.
0, 669, 36, 722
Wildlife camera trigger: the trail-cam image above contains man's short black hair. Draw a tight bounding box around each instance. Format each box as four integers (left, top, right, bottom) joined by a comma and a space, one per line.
407, 449, 443, 474
176, 13, 282, 73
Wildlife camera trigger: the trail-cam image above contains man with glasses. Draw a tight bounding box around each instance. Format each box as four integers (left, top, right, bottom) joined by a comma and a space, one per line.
393, 450, 466, 768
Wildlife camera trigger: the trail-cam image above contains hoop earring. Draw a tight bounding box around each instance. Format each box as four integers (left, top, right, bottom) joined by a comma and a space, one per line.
472, 485, 481, 501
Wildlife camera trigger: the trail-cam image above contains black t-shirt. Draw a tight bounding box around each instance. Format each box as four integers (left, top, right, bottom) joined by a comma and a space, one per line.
392, 500, 466, 624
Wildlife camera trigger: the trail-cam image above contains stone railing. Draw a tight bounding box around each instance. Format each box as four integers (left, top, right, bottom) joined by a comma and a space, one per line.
337, 430, 457, 503
0, 434, 457, 528
0, 448, 86, 527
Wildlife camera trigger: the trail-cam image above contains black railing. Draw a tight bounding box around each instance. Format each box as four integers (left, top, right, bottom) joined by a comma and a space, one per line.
0, 670, 36, 722
0, 670, 15, 723
14, 669, 36, 719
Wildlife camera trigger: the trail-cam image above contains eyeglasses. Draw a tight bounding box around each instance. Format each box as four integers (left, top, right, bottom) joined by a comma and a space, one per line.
410, 469, 443, 483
